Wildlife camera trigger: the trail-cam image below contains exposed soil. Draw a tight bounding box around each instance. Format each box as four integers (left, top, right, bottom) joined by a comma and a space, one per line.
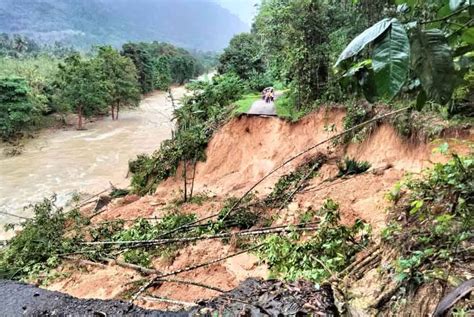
45, 108, 473, 311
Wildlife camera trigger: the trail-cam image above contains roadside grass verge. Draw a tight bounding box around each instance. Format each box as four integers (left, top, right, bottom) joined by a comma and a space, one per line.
275, 93, 306, 122
233, 93, 261, 115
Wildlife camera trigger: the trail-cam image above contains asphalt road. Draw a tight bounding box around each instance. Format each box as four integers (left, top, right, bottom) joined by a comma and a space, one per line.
0, 280, 188, 317
245, 98, 277, 116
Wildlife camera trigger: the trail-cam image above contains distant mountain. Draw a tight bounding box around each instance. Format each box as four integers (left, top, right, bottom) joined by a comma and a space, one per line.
0, 0, 249, 51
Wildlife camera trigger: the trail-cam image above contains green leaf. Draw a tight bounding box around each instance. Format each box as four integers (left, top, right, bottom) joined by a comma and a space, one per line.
461, 27, 474, 44
336, 18, 393, 66
343, 59, 372, 77
410, 29, 456, 104
372, 20, 410, 99
449, 0, 466, 11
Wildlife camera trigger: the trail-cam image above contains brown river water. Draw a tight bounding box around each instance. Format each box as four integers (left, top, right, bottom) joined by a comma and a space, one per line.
0, 87, 185, 237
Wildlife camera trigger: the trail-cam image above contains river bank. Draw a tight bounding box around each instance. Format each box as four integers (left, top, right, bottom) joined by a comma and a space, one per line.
0, 87, 185, 239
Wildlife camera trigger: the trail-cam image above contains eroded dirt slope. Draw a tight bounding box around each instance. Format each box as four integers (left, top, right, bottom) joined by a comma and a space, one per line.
47, 109, 473, 310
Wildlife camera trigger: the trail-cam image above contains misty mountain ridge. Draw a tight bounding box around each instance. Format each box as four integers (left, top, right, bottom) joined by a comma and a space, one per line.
0, 0, 249, 51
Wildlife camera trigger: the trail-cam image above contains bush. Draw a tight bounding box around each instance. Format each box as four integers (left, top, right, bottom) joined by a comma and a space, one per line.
247, 71, 274, 92
383, 153, 473, 285
337, 157, 371, 177
0, 197, 82, 280
259, 199, 371, 282
129, 73, 245, 195
0, 77, 40, 139
341, 102, 375, 144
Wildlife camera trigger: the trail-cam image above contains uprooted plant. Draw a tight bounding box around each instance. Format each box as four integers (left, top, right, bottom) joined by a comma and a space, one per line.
337, 157, 371, 177
258, 199, 371, 282
264, 154, 327, 208
0, 196, 87, 281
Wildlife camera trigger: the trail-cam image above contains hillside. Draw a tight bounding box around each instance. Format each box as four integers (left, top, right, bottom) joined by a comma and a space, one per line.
0, 0, 249, 51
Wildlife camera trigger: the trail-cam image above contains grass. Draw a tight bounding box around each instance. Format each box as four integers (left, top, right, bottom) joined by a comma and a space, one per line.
233, 93, 261, 114
275, 92, 306, 122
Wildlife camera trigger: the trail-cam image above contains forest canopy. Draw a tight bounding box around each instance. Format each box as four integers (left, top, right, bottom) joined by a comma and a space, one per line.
0, 38, 216, 139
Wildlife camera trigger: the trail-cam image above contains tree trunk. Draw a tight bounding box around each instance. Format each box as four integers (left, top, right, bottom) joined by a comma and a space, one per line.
183, 161, 188, 202
189, 157, 197, 199
111, 106, 115, 121
115, 102, 120, 120
77, 106, 83, 130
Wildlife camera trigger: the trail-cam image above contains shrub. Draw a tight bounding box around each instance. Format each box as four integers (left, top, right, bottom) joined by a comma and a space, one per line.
383, 154, 473, 285
0, 197, 82, 280
337, 157, 371, 177
0, 77, 40, 139
259, 199, 371, 282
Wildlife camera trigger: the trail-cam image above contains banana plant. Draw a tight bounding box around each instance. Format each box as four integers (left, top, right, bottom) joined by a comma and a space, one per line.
335, 0, 473, 108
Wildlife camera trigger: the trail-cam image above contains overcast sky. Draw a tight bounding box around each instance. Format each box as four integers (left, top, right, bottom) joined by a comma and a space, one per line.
214, 0, 260, 26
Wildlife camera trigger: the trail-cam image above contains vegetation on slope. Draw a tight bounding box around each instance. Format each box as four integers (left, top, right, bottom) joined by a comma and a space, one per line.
129, 73, 245, 195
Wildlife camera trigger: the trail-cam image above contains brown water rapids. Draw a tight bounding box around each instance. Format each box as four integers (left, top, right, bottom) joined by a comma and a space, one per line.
0, 87, 185, 238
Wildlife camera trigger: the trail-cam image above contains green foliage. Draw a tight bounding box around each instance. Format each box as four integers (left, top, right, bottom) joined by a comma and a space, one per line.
122, 41, 203, 92
383, 154, 473, 285
129, 73, 245, 194
0, 33, 41, 57
233, 93, 261, 114
110, 188, 130, 199
96, 46, 140, 119
373, 20, 410, 100
0, 77, 40, 139
254, 0, 365, 107
55, 54, 111, 129
0, 197, 82, 280
336, 18, 393, 66
247, 71, 274, 92
218, 33, 265, 80
337, 1, 473, 108
274, 93, 307, 122
114, 218, 160, 242
410, 28, 455, 104
123, 249, 151, 268
341, 102, 375, 143
259, 199, 371, 282
121, 43, 154, 93
89, 220, 125, 242
337, 157, 371, 177
265, 155, 326, 208
214, 196, 259, 231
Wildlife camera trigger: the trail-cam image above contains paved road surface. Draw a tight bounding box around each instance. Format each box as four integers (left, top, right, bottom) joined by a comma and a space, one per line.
0, 279, 186, 316
245, 98, 277, 116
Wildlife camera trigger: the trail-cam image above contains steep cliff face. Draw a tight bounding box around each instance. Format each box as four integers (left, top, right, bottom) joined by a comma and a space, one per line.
0, 0, 248, 50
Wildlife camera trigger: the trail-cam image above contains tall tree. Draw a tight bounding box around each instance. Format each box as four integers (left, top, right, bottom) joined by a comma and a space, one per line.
254, 0, 357, 106
217, 33, 264, 80
97, 46, 140, 120
121, 43, 155, 93
0, 77, 39, 139
56, 54, 110, 130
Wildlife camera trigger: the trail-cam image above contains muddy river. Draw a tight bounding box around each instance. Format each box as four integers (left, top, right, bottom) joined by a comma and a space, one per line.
0, 87, 185, 235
